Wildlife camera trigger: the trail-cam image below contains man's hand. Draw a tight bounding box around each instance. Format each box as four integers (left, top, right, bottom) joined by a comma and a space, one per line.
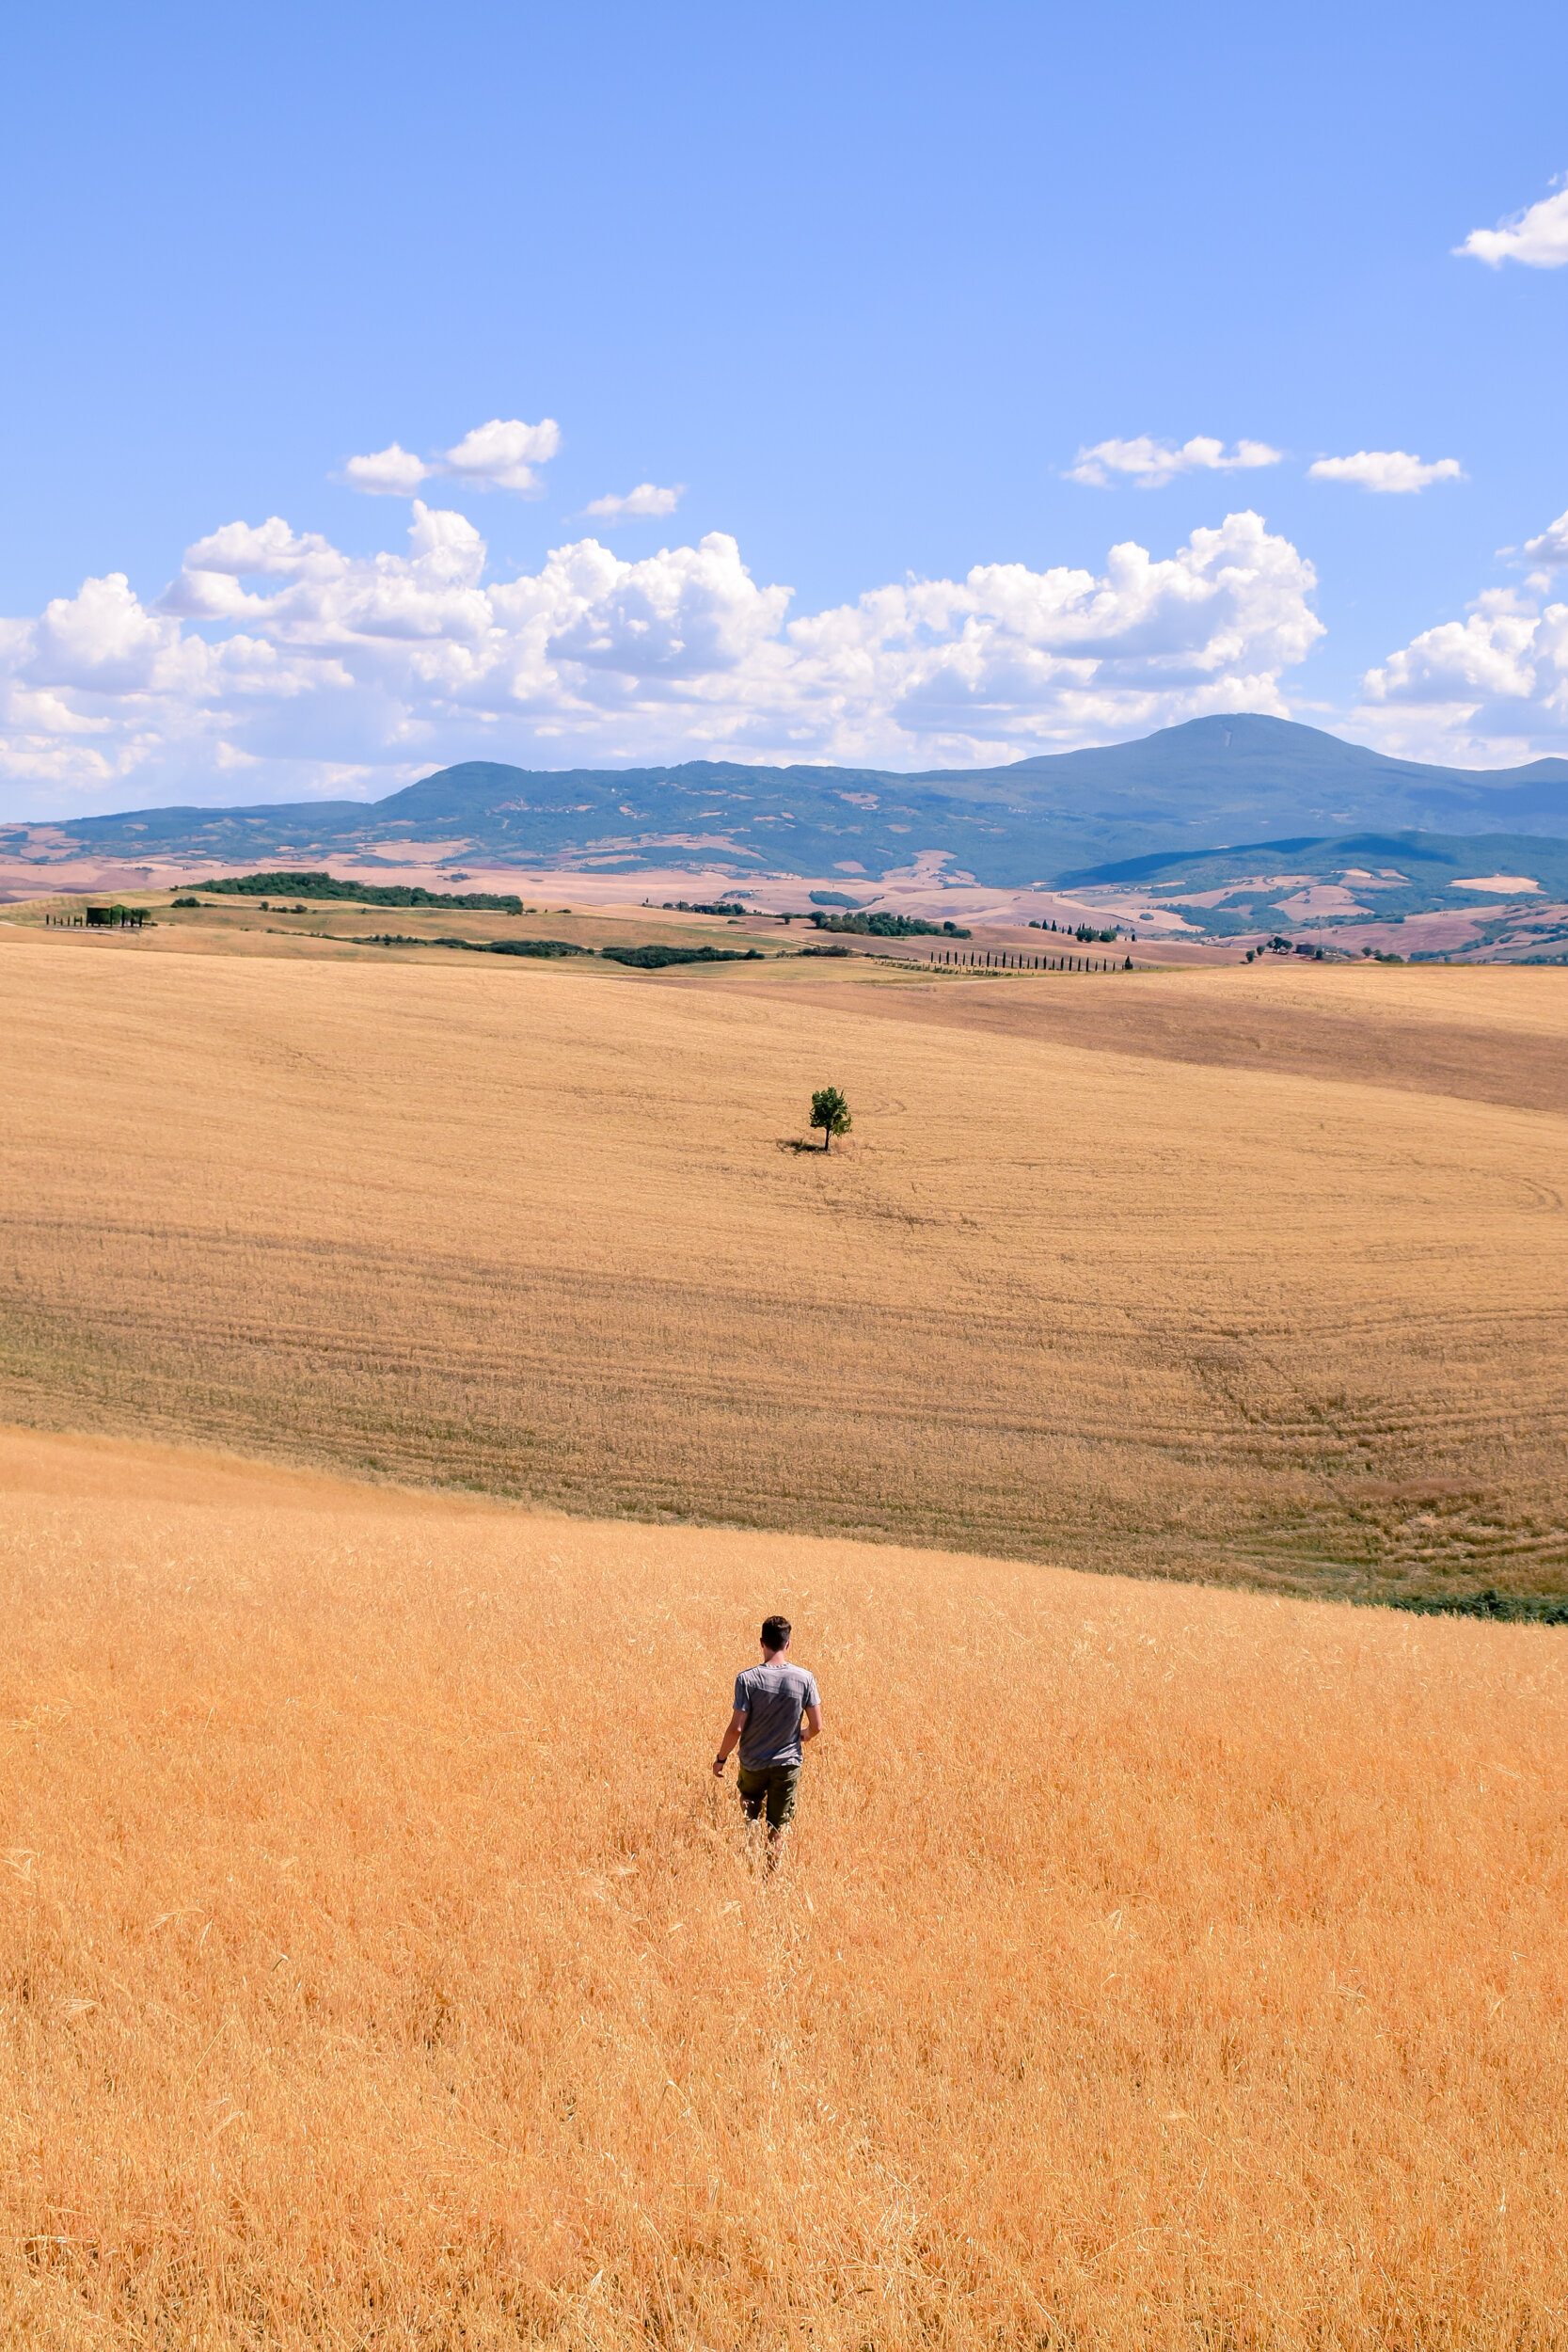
711, 1755, 727, 1779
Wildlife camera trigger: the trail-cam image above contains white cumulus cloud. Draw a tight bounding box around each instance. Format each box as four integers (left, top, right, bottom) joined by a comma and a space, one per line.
1352, 501, 1568, 756
1354, 579, 1568, 763
341, 418, 561, 497
583, 482, 686, 523
32, 574, 189, 695
1068, 436, 1283, 488
0, 504, 1323, 812
439, 417, 561, 493
1523, 508, 1568, 568
1455, 179, 1568, 269
181, 517, 341, 577
158, 518, 348, 619
341, 443, 432, 496
1307, 450, 1464, 495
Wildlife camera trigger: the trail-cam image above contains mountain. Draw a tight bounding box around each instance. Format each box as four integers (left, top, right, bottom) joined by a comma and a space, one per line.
1002, 713, 1568, 835
8, 715, 1568, 892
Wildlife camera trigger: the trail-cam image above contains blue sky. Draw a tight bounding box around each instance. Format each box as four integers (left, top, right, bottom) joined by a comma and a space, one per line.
2, 0, 1566, 815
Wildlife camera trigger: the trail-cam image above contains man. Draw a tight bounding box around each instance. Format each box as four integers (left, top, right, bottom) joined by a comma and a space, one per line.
712, 1614, 822, 1857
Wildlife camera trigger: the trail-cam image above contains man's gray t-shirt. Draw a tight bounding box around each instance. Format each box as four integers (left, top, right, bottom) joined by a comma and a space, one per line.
735, 1661, 819, 1769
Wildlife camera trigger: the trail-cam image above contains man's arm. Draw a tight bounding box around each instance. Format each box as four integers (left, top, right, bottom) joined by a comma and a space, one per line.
801, 1704, 823, 1745
712, 1708, 748, 1778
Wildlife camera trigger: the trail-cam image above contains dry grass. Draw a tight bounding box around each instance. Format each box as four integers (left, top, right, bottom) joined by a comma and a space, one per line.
1, 889, 782, 965
1, 1431, 1563, 2347
2, 935, 1567, 1603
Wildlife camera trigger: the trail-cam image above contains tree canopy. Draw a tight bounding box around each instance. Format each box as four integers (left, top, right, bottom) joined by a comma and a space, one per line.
810, 1087, 852, 1151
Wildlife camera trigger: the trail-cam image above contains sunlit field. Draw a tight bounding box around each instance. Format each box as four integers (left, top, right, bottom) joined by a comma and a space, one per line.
2, 1431, 1563, 2348
2, 930, 1566, 1604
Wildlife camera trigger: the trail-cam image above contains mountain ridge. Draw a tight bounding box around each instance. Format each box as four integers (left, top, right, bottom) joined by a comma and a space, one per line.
7, 717, 1568, 904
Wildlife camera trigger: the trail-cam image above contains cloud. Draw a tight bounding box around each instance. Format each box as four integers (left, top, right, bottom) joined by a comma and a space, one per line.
583, 482, 686, 523
1352, 506, 1568, 756
1307, 451, 1465, 494
32, 574, 189, 695
1354, 580, 1568, 762
157, 517, 349, 618
341, 443, 431, 496
1068, 436, 1283, 488
1455, 179, 1568, 269
1523, 509, 1568, 567
0, 504, 1323, 811
439, 417, 561, 493
341, 418, 561, 497
181, 517, 341, 577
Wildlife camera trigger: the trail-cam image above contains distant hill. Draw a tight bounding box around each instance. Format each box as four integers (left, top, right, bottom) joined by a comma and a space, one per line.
8, 714, 1568, 895
1064, 829, 1568, 944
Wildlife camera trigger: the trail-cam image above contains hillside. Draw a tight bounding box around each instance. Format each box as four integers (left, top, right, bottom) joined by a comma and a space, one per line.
2, 928, 1565, 1608
1063, 826, 1568, 948
8, 714, 1568, 897
1, 1427, 1563, 2348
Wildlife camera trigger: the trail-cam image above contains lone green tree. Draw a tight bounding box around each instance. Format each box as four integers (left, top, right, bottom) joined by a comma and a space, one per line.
810, 1085, 852, 1152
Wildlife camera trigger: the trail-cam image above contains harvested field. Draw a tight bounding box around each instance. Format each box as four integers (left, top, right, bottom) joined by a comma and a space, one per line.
805, 953, 1568, 1118
1, 1430, 1563, 2348
1, 934, 1566, 1604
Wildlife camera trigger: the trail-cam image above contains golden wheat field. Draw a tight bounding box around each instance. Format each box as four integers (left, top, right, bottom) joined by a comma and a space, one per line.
1, 1428, 1564, 2349
1, 928, 1566, 1603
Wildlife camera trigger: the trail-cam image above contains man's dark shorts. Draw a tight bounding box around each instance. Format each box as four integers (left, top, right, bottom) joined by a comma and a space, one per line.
736, 1762, 800, 1831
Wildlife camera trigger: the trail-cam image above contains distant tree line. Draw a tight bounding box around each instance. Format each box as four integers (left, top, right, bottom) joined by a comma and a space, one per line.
366, 935, 589, 957
1027, 919, 1123, 942
808, 910, 970, 939
195, 870, 528, 913
358, 936, 764, 968
601, 943, 763, 968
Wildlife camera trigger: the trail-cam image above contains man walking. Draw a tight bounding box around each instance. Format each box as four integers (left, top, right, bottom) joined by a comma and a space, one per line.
712, 1615, 822, 1859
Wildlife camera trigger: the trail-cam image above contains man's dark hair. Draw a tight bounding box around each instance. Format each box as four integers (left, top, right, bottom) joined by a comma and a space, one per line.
761, 1615, 791, 1653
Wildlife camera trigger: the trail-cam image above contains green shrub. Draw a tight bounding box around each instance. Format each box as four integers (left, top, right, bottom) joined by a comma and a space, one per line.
1387, 1587, 1568, 1626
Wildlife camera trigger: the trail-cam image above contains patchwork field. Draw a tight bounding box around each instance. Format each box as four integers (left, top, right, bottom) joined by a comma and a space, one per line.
1, 926, 1566, 1605
1, 1431, 1563, 2347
